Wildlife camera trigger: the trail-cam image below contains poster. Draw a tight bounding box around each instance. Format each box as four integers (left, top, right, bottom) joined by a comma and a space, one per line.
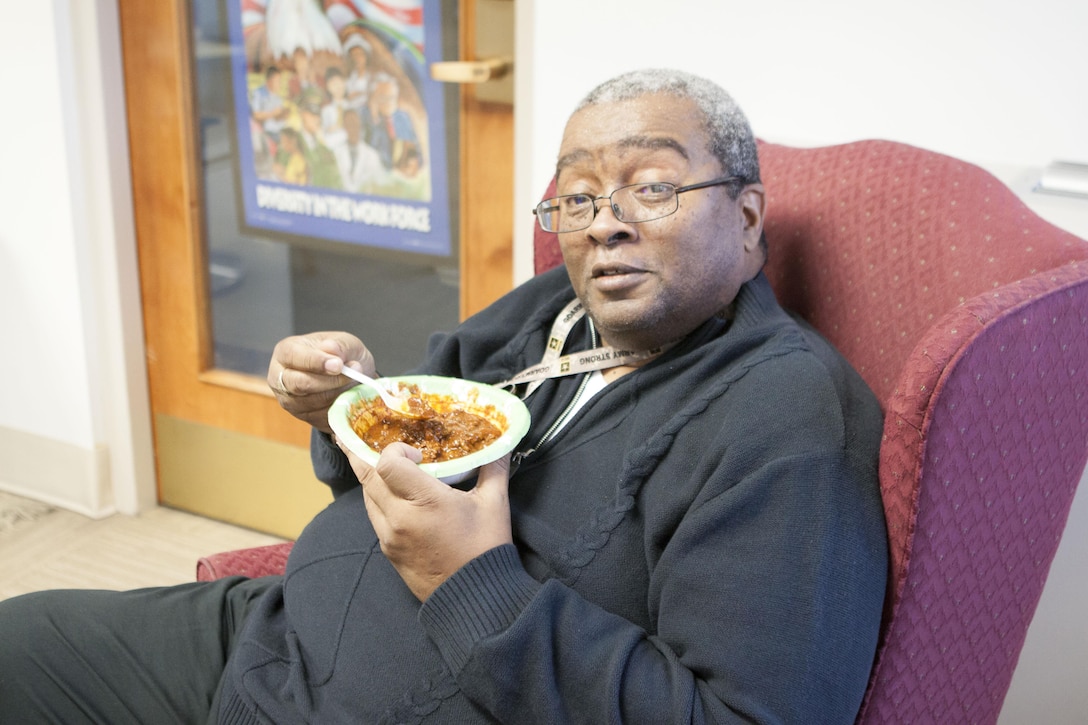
227, 0, 453, 256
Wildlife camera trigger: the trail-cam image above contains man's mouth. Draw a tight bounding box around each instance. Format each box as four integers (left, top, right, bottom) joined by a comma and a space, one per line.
591, 263, 642, 279
589, 263, 648, 292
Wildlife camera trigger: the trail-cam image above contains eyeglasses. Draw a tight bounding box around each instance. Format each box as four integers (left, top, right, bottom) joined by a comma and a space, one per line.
533, 175, 743, 233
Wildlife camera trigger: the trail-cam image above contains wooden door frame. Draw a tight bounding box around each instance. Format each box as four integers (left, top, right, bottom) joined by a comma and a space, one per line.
117, 0, 513, 462
458, 1, 515, 316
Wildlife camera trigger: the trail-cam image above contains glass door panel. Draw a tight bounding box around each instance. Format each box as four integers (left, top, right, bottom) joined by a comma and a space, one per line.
192, 0, 459, 378
120, 0, 511, 537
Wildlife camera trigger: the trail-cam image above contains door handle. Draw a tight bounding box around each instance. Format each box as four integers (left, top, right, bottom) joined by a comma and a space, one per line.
430, 57, 512, 84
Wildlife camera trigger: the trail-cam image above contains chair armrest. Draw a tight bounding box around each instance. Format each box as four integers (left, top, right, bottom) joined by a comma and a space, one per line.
195, 542, 295, 581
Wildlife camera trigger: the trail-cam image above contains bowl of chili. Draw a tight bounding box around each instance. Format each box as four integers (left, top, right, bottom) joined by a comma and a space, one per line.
328, 375, 531, 484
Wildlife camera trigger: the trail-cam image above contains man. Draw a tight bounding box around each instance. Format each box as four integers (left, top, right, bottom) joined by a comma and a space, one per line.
0, 69, 887, 723
334, 108, 386, 193
320, 66, 350, 150
365, 72, 420, 170
298, 88, 344, 190
249, 65, 289, 144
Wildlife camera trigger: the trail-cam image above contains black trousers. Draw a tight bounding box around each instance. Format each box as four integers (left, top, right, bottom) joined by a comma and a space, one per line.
0, 576, 277, 724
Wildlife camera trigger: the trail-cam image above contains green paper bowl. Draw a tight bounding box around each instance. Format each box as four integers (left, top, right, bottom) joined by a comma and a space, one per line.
328, 375, 531, 484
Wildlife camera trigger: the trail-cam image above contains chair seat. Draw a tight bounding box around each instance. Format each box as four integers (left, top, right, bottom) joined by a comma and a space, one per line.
196, 542, 294, 582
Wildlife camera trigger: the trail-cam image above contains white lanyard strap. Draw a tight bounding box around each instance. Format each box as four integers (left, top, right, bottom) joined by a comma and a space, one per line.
497, 298, 664, 396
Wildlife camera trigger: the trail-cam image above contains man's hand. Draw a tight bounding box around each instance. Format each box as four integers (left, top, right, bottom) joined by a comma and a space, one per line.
268, 332, 376, 434
342, 442, 513, 601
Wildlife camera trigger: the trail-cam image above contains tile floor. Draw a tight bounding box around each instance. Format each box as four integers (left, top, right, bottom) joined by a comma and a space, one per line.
0, 492, 284, 601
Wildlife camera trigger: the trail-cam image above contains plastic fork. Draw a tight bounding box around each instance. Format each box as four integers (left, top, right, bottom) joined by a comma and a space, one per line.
339, 366, 433, 419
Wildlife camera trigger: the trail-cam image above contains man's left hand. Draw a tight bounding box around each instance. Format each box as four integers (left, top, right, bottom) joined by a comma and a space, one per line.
340, 442, 513, 601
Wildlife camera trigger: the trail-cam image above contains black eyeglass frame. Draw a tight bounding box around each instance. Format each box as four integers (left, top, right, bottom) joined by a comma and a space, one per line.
533, 175, 745, 233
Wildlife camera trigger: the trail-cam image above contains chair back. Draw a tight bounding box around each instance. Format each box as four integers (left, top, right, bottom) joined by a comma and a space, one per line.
534, 139, 1088, 723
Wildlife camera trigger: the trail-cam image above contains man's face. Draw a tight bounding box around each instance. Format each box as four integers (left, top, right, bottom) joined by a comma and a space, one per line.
372, 83, 398, 117
555, 93, 765, 351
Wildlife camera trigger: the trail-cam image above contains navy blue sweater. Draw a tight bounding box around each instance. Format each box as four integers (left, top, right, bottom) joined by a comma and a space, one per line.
217, 269, 887, 723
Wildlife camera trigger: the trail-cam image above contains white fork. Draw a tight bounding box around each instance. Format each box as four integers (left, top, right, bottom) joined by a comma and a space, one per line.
339, 367, 427, 419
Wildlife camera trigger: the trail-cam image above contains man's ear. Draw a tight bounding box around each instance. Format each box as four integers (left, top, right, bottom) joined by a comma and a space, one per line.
738, 184, 766, 253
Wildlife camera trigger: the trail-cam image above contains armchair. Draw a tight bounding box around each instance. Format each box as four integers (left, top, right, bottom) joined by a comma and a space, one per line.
199, 139, 1088, 724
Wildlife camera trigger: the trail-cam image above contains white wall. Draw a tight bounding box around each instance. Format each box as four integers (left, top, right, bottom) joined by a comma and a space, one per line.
515, 0, 1088, 270
513, 1, 1088, 722
0, 0, 152, 516
0, 6, 87, 441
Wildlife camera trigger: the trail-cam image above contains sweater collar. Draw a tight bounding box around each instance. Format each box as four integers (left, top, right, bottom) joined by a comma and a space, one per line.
731, 271, 787, 331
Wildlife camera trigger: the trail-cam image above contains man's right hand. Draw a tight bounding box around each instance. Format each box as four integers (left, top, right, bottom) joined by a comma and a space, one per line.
268, 332, 375, 434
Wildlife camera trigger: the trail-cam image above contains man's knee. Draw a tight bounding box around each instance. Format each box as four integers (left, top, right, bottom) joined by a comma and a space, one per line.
0, 589, 71, 658
0, 590, 85, 714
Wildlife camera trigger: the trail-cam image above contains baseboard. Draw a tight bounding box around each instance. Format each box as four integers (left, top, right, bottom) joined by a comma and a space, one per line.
0, 425, 114, 518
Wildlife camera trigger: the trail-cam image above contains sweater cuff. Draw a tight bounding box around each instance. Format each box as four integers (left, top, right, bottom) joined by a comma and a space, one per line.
418, 544, 541, 675
310, 429, 358, 495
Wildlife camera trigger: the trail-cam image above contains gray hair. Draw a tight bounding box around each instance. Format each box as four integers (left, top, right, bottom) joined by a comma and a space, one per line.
574, 69, 761, 188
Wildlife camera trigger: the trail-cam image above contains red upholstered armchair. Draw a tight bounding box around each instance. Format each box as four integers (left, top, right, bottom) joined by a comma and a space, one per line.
198, 139, 1088, 724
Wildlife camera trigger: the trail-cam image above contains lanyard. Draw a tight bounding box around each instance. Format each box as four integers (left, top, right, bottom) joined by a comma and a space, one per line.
497, 298, 665, 397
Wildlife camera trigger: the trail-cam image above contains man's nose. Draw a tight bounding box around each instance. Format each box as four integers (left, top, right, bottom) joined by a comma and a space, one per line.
592, 196, 623, 221
586, 196, 633, 245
